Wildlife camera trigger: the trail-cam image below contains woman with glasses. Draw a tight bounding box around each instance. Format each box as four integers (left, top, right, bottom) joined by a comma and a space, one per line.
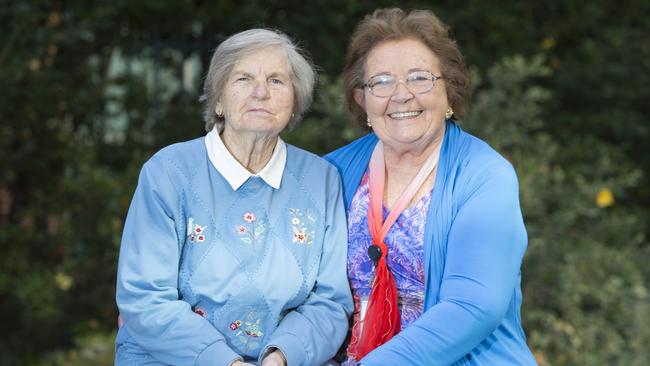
326, 8, 537, 365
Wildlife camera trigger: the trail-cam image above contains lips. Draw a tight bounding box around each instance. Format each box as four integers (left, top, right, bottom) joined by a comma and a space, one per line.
387, 111, 422, 119
248, 108, 273, 114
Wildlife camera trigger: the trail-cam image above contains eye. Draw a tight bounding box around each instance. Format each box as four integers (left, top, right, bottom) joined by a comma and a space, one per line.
368, 75, 395, 88
407, 72, 432, 82
235, 76, 250, 82
269, 78, 285, 85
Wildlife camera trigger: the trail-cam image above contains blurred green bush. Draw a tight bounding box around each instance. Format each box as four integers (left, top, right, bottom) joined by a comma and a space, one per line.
1, 1, 648, 365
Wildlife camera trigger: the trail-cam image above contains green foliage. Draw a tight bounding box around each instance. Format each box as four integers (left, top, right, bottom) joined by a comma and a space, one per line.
283, 75, 362, 154
1, 1, 648, 365
464, 55, 649, 365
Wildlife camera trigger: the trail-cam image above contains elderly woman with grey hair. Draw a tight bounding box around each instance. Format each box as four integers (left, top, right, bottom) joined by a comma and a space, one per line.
115, 28, 352, 366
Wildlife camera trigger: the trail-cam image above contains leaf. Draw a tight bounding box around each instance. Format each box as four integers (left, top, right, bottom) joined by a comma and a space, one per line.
255, 223, 265, 235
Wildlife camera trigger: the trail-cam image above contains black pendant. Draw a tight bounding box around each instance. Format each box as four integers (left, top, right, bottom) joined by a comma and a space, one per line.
368, 244, 382, 263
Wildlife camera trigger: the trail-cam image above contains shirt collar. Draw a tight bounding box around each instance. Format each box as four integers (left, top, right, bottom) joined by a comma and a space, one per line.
205, 127, 286, 190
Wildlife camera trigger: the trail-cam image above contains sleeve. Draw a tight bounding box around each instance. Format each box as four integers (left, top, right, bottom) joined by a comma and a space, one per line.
260, 168, 354, 366
116, 156, 241, 366
360, 165, 528, 366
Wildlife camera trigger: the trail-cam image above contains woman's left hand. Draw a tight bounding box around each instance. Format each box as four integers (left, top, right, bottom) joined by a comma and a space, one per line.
261, 349, 287, 366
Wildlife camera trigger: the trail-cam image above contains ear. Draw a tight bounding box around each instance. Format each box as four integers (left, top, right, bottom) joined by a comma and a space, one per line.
215, 101, 223, 116
353, 88, 365, 108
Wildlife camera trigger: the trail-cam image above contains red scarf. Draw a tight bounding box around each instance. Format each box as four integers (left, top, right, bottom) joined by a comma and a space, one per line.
348, 141, 440, 360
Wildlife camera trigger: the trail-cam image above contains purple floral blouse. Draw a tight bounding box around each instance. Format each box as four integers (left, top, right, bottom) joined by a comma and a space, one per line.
343, 172, 431, 363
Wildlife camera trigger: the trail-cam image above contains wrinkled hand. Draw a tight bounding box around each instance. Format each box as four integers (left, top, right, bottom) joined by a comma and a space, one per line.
260, 350, 287, 366
231, 361, 255, 366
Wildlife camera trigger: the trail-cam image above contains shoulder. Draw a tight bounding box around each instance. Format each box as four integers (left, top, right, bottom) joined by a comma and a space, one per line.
140, 137, 207, 188
146, 137, 206, 175
463, 133, 514, 173
451, 126, 520, 195
324, 133, 377, 168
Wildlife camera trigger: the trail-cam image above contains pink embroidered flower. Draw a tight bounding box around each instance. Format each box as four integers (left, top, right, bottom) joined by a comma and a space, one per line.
230, 320, 242, 330
194, 308, 206, 317
187, 220, 207, 244
293, 230, 307, 243
237, 225, 247, 233
243, 212, 256, 223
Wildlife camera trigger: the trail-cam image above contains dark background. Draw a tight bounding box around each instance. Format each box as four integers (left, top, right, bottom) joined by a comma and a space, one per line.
1, 1, 649, 365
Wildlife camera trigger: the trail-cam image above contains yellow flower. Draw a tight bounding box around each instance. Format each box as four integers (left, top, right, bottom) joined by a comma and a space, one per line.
596, 188, 614, 208
541, 37, 556, 50
55, 272, 73, 291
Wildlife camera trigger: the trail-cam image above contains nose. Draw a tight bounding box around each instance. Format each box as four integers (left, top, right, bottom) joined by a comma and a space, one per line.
252, 81, 270, 99
390, 80, 413, 103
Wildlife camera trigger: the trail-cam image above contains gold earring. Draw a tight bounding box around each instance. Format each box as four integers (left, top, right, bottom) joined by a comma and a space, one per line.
445, 108, 454, 120
366, 117, 372, 127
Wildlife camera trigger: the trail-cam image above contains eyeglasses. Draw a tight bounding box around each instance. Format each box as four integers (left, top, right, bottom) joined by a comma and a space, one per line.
363, 71, 443, 98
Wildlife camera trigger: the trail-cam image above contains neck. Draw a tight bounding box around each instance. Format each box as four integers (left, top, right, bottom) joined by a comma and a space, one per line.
220, 128, 278, 173
380, 133, 443, 209
382, 135, 443, 174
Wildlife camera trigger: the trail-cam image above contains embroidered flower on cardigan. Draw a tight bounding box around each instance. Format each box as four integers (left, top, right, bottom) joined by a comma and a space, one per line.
231, 309, 264, 351
236, 211, 265, 245
194, 307, 206, 317
244, 319, 264, 338
186, 217, 207, 243
230, 319, 242, 330
243, 212, 256, 223
293, 228, 307, 243
288, 208, 316, 245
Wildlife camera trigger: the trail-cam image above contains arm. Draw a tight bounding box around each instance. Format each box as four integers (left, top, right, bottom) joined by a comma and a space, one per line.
116, 156, 241, 366
260, 169, 353, 366
361, 166, 528, 365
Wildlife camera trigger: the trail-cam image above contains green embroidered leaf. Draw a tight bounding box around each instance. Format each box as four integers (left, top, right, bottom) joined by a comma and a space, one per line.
240, 237, 252, 244
238, 336, 247, 343
255, 224, 265, 235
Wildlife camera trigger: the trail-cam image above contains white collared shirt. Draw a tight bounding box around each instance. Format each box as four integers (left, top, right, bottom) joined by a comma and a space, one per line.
204, 127, 286, 190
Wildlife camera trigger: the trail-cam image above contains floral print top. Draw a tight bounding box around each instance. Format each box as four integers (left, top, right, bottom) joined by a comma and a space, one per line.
344, 172, 431, 362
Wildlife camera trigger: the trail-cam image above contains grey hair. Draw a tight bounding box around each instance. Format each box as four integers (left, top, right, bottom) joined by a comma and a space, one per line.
200, 28, 316, 132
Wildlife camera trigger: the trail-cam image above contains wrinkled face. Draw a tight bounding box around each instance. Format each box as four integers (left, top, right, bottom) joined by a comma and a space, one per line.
218, 46, 294, 138
354, 38, 449, 151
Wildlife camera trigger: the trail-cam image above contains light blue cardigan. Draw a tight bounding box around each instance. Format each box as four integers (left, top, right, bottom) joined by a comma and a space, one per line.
325, 122, 537, 365
115, 137, 352, 366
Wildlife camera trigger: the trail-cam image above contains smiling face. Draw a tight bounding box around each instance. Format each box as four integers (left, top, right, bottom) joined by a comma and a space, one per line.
218, 46, 294, 139
354, 38, 449, 152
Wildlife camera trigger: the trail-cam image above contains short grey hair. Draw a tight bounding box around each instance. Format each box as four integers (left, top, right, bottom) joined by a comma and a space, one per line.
201, 28, 316, 132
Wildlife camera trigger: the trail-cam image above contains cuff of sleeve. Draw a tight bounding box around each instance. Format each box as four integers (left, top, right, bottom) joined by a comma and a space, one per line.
195, 340, 241, 366
263, 333, 307, 366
